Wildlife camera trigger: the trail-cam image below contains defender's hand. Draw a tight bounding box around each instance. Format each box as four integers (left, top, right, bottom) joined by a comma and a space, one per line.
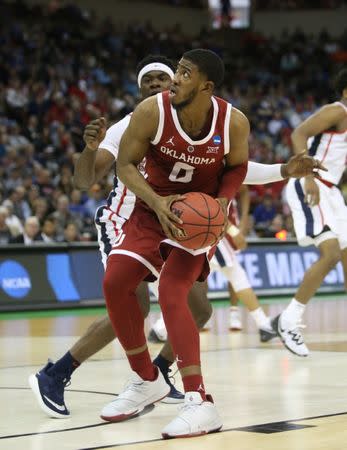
282, 151, 326, 178
304, 176, 320, 206
152, 194, 186, 241
83, 117, 107, 151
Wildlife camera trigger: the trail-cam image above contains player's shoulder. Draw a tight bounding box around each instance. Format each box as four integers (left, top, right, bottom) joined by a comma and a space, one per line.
133, 94, 160, 119
318, 101, 347, 118
230, 106, 250, 132
106, 114, 132, 133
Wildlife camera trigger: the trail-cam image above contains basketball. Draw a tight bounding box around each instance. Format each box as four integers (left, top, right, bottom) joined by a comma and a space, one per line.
171, 192, 226, 250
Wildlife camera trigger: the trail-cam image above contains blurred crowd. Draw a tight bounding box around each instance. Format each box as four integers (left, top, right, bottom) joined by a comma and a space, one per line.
0, 1, 346, 244
254, 0, 347, 9
140, 0, 347, 10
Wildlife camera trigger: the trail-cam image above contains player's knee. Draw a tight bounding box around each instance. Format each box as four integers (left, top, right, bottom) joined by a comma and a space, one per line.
103, 271, 116, 299
159, 281, 189, 311
193, 302, 212, 329
103, 270, 128, 306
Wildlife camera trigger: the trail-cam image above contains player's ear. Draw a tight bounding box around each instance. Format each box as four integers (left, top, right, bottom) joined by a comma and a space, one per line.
202, 81, 214, 94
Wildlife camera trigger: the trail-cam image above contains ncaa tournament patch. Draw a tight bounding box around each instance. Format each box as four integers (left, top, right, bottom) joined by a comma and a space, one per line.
213, 135, 221, 145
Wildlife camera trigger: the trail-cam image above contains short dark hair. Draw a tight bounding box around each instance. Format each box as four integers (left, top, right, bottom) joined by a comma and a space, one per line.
182, 49, 225, 88
136, 55, 176, 77
334, 68, 347, 95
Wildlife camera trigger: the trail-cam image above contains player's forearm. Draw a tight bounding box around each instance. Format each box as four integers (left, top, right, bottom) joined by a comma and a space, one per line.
117, 163, 160, 209
73, 147, 98, 190
238, 186, 250, 225
291, 128, 308, 155
244, 161, 284, 184
218, 162, 248, 202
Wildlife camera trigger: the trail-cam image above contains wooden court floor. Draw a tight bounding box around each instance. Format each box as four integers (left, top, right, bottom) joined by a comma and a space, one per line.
0, 296, 347, 450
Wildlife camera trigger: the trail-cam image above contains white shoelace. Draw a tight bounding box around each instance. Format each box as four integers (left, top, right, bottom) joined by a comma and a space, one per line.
117, 379, 145, 399
180, 402, 201, 414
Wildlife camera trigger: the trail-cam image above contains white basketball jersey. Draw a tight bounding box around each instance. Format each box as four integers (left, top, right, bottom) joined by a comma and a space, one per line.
308, 102, 347, 185
97, 114, 138, 223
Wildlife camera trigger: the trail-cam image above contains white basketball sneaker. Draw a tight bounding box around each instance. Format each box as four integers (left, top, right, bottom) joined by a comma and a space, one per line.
272, 314, 309, 357
161, 391, 222, 439
100, 370, 169, 422
148, 316, 168, 342
229, 306, 242, 330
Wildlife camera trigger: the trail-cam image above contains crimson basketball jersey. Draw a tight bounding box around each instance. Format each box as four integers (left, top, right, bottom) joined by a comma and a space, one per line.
145, 91, 232, 196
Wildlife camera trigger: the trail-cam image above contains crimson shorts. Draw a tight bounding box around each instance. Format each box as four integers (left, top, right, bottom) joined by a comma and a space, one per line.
109, 203, 212, 281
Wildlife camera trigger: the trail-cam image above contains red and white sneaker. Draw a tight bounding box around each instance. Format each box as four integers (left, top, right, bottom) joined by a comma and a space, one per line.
161, 391, 222, 439
100, 370, 169, 422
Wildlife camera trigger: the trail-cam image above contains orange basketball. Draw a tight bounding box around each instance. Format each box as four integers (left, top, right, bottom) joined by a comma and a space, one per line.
171, 192, 225, 250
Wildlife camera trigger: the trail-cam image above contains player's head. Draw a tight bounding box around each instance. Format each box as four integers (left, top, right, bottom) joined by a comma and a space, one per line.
170, 49, 224, 109
136, 55, 175, 99
334, 68, 347, 98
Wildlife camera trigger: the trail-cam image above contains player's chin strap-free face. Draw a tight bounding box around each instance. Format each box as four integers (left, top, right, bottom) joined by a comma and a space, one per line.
137, 63, 174, 87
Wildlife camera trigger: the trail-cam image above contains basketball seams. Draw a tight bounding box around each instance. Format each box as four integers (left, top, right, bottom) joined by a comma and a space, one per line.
179, 198, 211, 219
176, 231, 219, 244
199, 193, 211, 248
171, 192, 225, 250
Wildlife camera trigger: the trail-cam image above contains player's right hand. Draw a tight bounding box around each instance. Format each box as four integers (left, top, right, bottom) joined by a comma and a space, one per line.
83, 117, 107, 151
304, 176, 320, 206
152, 195, 186, 241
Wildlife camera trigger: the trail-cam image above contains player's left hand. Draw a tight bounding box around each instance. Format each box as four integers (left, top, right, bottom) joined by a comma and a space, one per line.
215, 197, 229, 240
152, 194, 186, 241
282, 151, 327, 178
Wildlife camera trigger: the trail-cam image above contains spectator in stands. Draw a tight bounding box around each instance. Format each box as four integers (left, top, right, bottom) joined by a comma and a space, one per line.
32, 197, 50, 223
84, 184, 105, 218
69, 189, 89, 221
8, 186, 32, 221
263, 213, 285, 237
2, 200, 23, 236
0, 206, 14, 244
9, 216, 43, 244
51, 194, 80, 240
62, 222, 80, 243
41, 217, 58, 243
253, 193, 277, 229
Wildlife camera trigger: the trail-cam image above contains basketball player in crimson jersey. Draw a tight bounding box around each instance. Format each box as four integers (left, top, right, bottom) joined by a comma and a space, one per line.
99, 49, 246, 438
272, 68, 347, 357
28, 53, 324, 423
97, 49, 325, 439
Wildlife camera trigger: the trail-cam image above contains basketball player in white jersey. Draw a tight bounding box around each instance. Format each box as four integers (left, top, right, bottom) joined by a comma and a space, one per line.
272, 68, 347, 357
28, 55, 325, 420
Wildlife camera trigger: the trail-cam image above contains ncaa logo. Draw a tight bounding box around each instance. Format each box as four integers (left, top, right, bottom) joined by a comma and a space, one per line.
187, 145, 194, 153
0, 260, 32, 298
213, 135, 221, 145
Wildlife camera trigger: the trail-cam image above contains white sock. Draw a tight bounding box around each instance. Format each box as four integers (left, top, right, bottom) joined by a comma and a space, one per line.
281, 298, 306, 328
250, 307, 271, 330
